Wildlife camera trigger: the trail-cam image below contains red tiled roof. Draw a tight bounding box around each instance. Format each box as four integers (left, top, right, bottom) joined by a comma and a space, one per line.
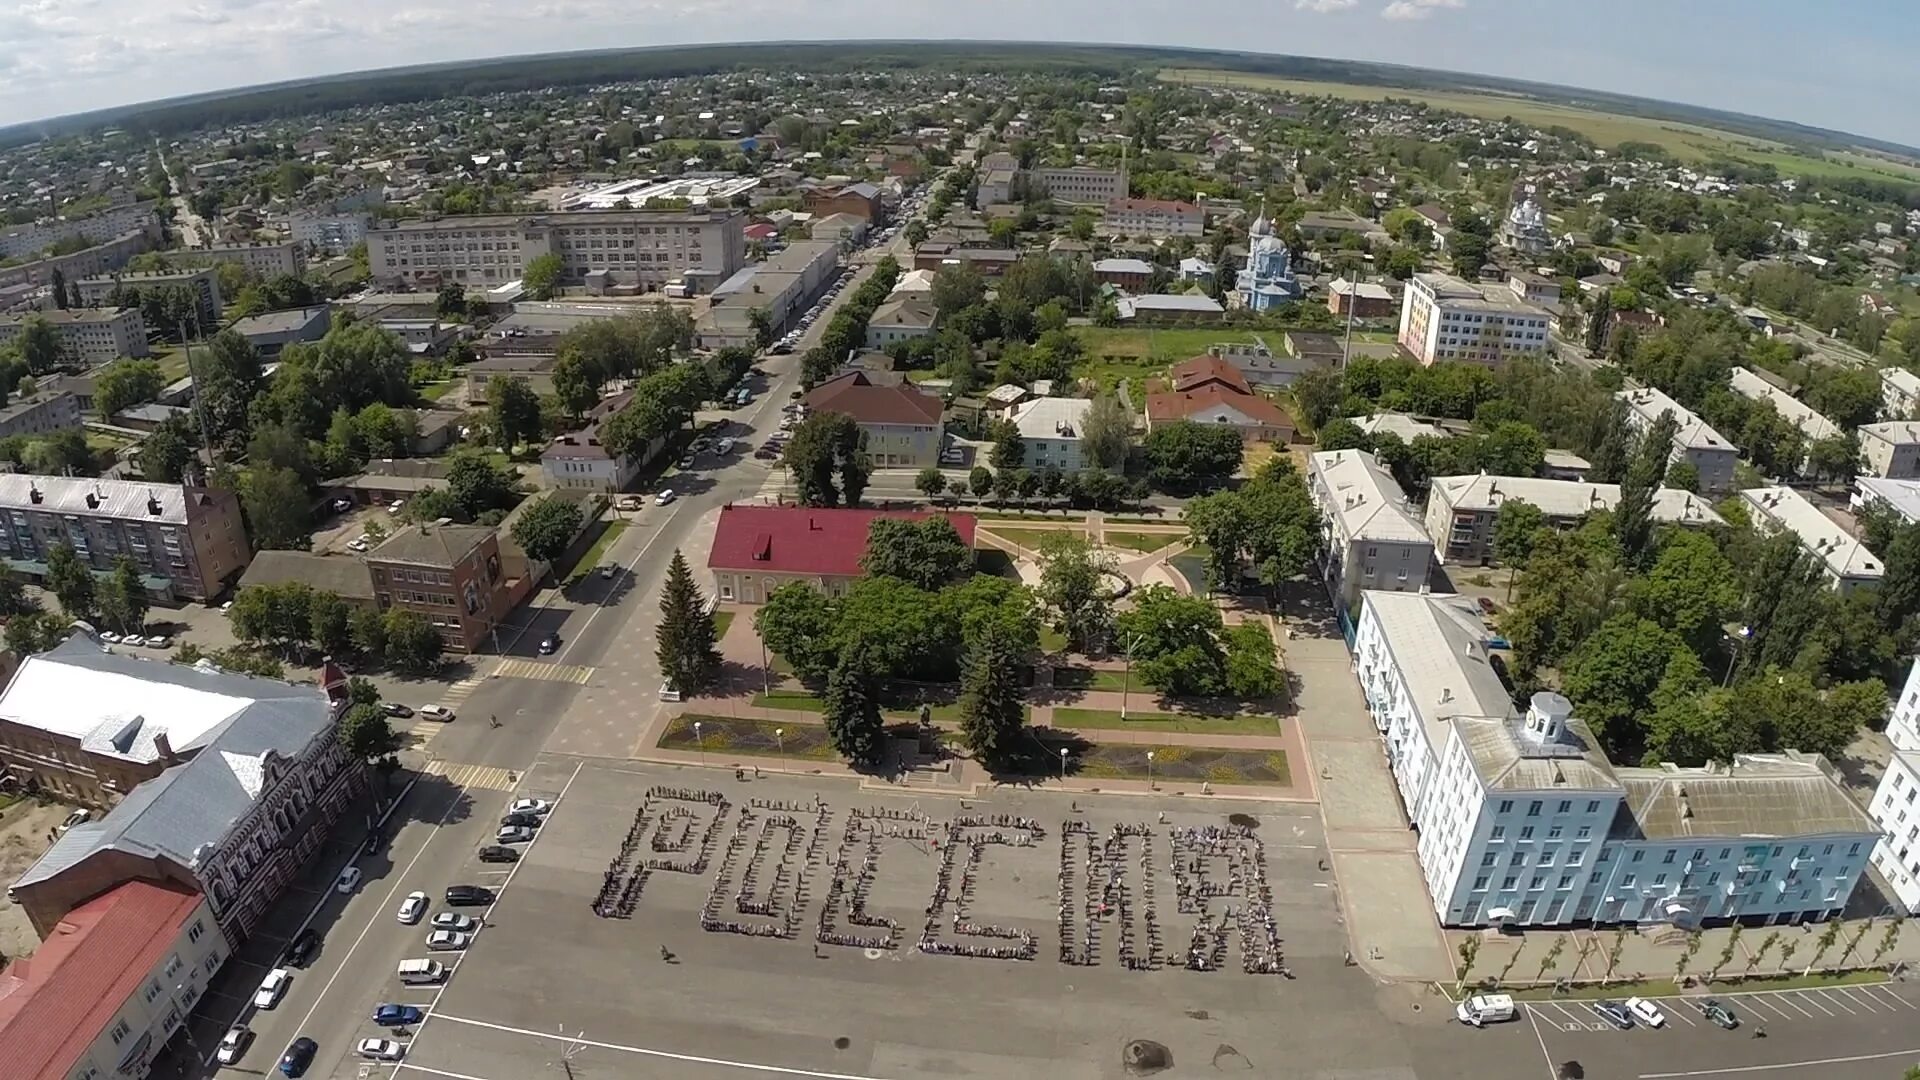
804, 371, 942, 426
707, 507, 977, 577
1146, 383, 1294, 429
1170, 355, 1253, 395
0, 880, 204, 1080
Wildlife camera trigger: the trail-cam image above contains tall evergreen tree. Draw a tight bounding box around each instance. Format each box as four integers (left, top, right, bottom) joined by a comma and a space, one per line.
655, 549, 720, 695
1584, 290, 1612, 355
1614, 411, 1677, 568
49, 268, 69, 311
97, 556, 150, 635
823, 652, 886, 769
44, 543, 94, 621
1589, 399, 1634, 484
957, 621, 1027, 768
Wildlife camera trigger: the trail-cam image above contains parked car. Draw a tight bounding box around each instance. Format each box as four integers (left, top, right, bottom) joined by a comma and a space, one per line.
284, 928, 319, 968
444, 885, 493, 906
426, 930, 471, 951
1625, 997, 1667, 1028
357, 1038, 405, 1061
99, 630, 120, 643
500, 811, 541, 828
332, 497, 354, 512
215, 1026, 253, 1066
497, 825, 535, 844
754, 448, 778, 460
1476, 596, 1498, 615
538, 634, 559, 655
509, 798, 552, 815
655, 490, 676, 506
372, 1004, 424, 1027
56, 809, 90, 835
600, 565, 616, 579
1591, 999, 1635, 1030
431, 912, 477, 932
381, 702, 414, 718
279, 1037, 318, 1078
396, 891, 429, 924
335, 867, 362, 894
254, 968, 292, 1009
477, 845, 519, 863
419, 705, 455, 722
1700, 999, 1739, 1029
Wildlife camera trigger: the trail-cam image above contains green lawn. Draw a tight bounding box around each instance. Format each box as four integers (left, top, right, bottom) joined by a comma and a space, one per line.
560, 521, 628, 585
1102, 530, 1180, 554
1073, 326, 1274, 365
752, 689, 1023, 725
1038, 625, 1069, 654
150, 345, 189, 382
661, 714, 839, 761
973, 511, 1089, 522
984, 526, 1080, 551
711, 610, 735, 639
753, 689, 826, 712
417, 380, 456, 401
1051, 706, 1282, 737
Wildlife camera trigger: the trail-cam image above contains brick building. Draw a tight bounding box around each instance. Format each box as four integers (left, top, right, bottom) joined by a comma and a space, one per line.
365, 523, 521, 653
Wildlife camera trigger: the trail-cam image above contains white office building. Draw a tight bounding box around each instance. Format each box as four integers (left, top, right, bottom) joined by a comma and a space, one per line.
1869, 660, 1920, 914
1307, 449, 1431, 615
367, 209, 746, 292
1736, 486, 1884, 593
289, 210, 372, 254
1396, 272, 1551, 368
1616, 387, 1739, 493
1883, 367, 1920, 421
1007, 397, 1098, 474
1858, 421, 1920, 479
1425, 474, 1723, 565
1355, 590, 1879, 928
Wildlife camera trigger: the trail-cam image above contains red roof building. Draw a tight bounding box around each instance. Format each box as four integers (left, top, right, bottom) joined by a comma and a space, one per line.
804, 371, 945, 468
1168, 355, 1254, 396
1147, 358, 1297, 445
706, 506, 977, 603
0, 880, 216, 1080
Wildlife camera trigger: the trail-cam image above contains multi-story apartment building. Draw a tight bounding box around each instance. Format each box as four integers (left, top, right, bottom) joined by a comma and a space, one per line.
1736, 486, 1885, 592
0, 880, 229, 1080
9, 639, 364, 944
707, 507, 977, 603
1617, 386, 1739, 493
0, 391, 83, 441
1028, 165, 1129, 206
365, 523, 518, 653
805, 371, 944, 469
541, 390, 653, 493
1396, 272, 1552, 367
78, 268, 222, 329
1424, 474, 1724, 565
1883, 366, 1920, 421
0, 307, 148, 365
974, 153, 1018, 210
1008, 397, 1101, 474
1852, 476, 1920, 526
1858, 421, 1920, 479
1103, 197, 1203, 239
0, 230, 153, 291
1869, 659, 1920, 914
0, 201, 159, 261
366, 209, 746, 293
192, 241, 305, 279
1355, 590, 1878, 928
1306, 449, 1432, 616
696, 240, 838, 349
1729, 367, 1839, 456
288, 210, 372, 254
0, 475, 250, 602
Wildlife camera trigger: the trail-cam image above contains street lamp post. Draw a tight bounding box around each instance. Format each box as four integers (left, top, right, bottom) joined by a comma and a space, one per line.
1146, 750, 1155, 791
1059, 746, 1068, 782
1119, 631, 1142, 719
760, 635, 772, 698
775, 727, 784, 762
693, 721, 705, 766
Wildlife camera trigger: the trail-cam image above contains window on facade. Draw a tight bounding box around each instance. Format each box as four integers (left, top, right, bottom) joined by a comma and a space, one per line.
1472, 875, 1488, 891
1527, 801, 1542, 816
1481, 853, 1497, 867
1519, 827, 1534, 840
1546, 826, 1562, 840
1497, 800, 1513, 814
1586, 800, 1601, 814
1489, 826, 1505, 841
111, 1019, 132, 1045
1501, 876, 1517, 890
1631, 850, 1644, 863
1556, 800, 1571, 814
1621, 874, 1636, 887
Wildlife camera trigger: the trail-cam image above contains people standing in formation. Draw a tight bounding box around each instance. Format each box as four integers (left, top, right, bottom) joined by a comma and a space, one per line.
917, 816, 1044, 961
700, 801, 827, 939
818, 807, 925, 951
1169, 824, 1285, 974
593, 787, 729, 918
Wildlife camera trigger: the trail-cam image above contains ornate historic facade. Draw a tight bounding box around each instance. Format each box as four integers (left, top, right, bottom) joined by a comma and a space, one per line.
1233, 210, 1302, 311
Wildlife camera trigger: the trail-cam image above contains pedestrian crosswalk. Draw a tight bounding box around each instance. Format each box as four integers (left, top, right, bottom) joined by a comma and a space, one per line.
492, 658, 597, 685
423, 760, 519, 792
407, 675, 487, 752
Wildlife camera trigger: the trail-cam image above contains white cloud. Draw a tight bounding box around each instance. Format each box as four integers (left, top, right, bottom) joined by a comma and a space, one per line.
1382, 0, 1464, 20
1294, 0, 1358, 11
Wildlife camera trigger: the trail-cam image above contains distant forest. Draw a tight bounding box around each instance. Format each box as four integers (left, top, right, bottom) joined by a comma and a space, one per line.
3, 40, 1912, 161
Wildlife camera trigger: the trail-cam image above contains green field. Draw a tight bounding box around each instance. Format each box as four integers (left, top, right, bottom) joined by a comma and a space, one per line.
1158, 68, 1920, 182
1075, 327, 1276, 367
1051, 706, 1283, 738
1102, 530, 1181, 554
983, 525, 1081, 551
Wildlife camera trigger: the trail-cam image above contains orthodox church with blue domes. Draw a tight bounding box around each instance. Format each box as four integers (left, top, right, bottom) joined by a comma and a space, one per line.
1233, 209, 1303, 311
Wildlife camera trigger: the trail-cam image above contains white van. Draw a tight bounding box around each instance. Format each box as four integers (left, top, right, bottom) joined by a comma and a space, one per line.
397, 959, 446, 985
1456, 993, 1516, 1027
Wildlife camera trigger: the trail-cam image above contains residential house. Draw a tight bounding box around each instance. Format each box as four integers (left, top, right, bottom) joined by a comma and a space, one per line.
1326, 278, 1396, 320
1859, 422, 1920, 479
366, 209, 746, 292
1145, 356, 1295, 443
78, 268, 221, 328
1028, 166, 1128, 206
0, 308, 148, 365
864, 296, 939, 348
0, 475, 249, 603
1736, 486, 1883, 592
804, 371, 944, 468
542, 390, 652, 493
1008, 397, 1100, 473
1883, 367, 1920, 420
1103, 198, 1203, 239
365, 523, 521, 653
803, 183, 883, 224
706, 506, 977, 603
0, 392, 83, 441
1306, 449, 1432, 613
1852, 476, 1920, 525
1729, 367, 1840, 456
1397, 272, 1552, 368
1616, 387, 1739, 493
1092, 258, 1152, 292
1868, 659, 1920, 914
1424, 474, 1723, 565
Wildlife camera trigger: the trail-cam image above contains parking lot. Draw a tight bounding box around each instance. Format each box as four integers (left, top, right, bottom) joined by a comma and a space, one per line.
383, 758, 1449, 1080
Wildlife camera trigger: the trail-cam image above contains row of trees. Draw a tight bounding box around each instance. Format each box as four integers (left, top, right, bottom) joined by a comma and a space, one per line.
800, 256, 903, 387
227, 581, 445, 673
914, 462, 1145, 512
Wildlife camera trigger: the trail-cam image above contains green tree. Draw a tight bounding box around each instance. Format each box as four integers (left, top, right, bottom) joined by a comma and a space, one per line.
754, 582, 839, 682
1314, 417, 1370, 452
968, 465, 993, 499
1615, 410, 1677, 567
1665, 461, 1700, 493
746, 306, 775, 350
96, 556, 150, 635
1078, 393, 1134, 471
434, 282, 468, 320
914, 466, 948, 502
309, 591, 353, 656
195, 330, 264, 448
242, 466, 311, 550
1144, 420, 1243, 492
1491, 500, 1548, 568
782, 411, 869, 507
486, 376, 543, 452
1222, 621, 1284, 700
509, 496, 584, 566
139, 415, 196, 482
1115, 585, 1229, 696
14, 316, 61, 374
6, 610, 71, 655
822, 652, 886, 768
1562, 614, 1690, 763
655, 549, 721, 695
349, 606, 388, 659
1629, 530, 1738, 654
45, 543, 94, 620
860, 516, 972, 590
445, 452, 517, 518
957, 616, 1029, 768
382, 609, 443, 673
988, 418, 1024, 469
1584, 290, 1613, 355
523, 253, 564, 300
340, 702, 403, 763
1035, 531, 1116, 650
93, 360, 167, 418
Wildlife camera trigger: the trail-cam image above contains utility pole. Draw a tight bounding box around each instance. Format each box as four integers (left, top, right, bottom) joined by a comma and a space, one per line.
179, 305, 217, 476
1339, 251, 1358, 372
553, 1025, 586, 1080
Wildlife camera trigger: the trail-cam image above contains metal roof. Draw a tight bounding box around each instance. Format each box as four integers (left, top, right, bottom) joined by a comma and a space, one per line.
1617, 754, 1875, 839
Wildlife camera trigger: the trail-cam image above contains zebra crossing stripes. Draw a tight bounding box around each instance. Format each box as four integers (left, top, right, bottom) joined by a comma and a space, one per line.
423, 760, 518, 792
492, 658, 597, 685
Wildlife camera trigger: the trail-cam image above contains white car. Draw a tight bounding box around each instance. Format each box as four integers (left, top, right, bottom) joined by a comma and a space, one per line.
347, 539, 370, 552
431, 912, 477, 932
654, 490, 676, 506
253, 967, 292, 1009
419, 705, 455, 722
99, 630, 120, 643
508, 798, 552, 816
388, 500, 405, 513
497, 825, 534, 844
1625, 996, 1667, 1028
215, 1026, 252, 1065
396, 891, 428, 925
357, 1038, 405, 1061
146, 635, 172, 648
426, 930, 471, 951
335, 866, 362, 894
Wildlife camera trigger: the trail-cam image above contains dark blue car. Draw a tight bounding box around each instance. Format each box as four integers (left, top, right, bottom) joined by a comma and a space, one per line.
279, 1037, 317, 1077
372, 1003, 423, 1027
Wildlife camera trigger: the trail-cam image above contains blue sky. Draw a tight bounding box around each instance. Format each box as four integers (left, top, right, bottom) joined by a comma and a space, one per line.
0, 0, 1909, 149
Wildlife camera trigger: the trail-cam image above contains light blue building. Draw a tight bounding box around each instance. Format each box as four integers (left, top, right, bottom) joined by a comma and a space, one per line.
1233, 211, 1302, 311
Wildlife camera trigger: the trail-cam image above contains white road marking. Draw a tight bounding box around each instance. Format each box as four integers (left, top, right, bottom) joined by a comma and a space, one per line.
1739, 995, 1793, 1020
1664, 1004, 1696, 1026
1837, 986, 1883, 1012
553, 505, 681, 666
1638, 1045, 1920, 1078
1523, 1003, 1561, 1080
1870, 984, 1916, 1009
1796, 990, 1836, 1016
425, 1013, 924, 1080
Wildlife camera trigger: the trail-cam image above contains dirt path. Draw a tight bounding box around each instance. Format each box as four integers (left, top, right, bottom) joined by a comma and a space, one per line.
0, 799, 77, 961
